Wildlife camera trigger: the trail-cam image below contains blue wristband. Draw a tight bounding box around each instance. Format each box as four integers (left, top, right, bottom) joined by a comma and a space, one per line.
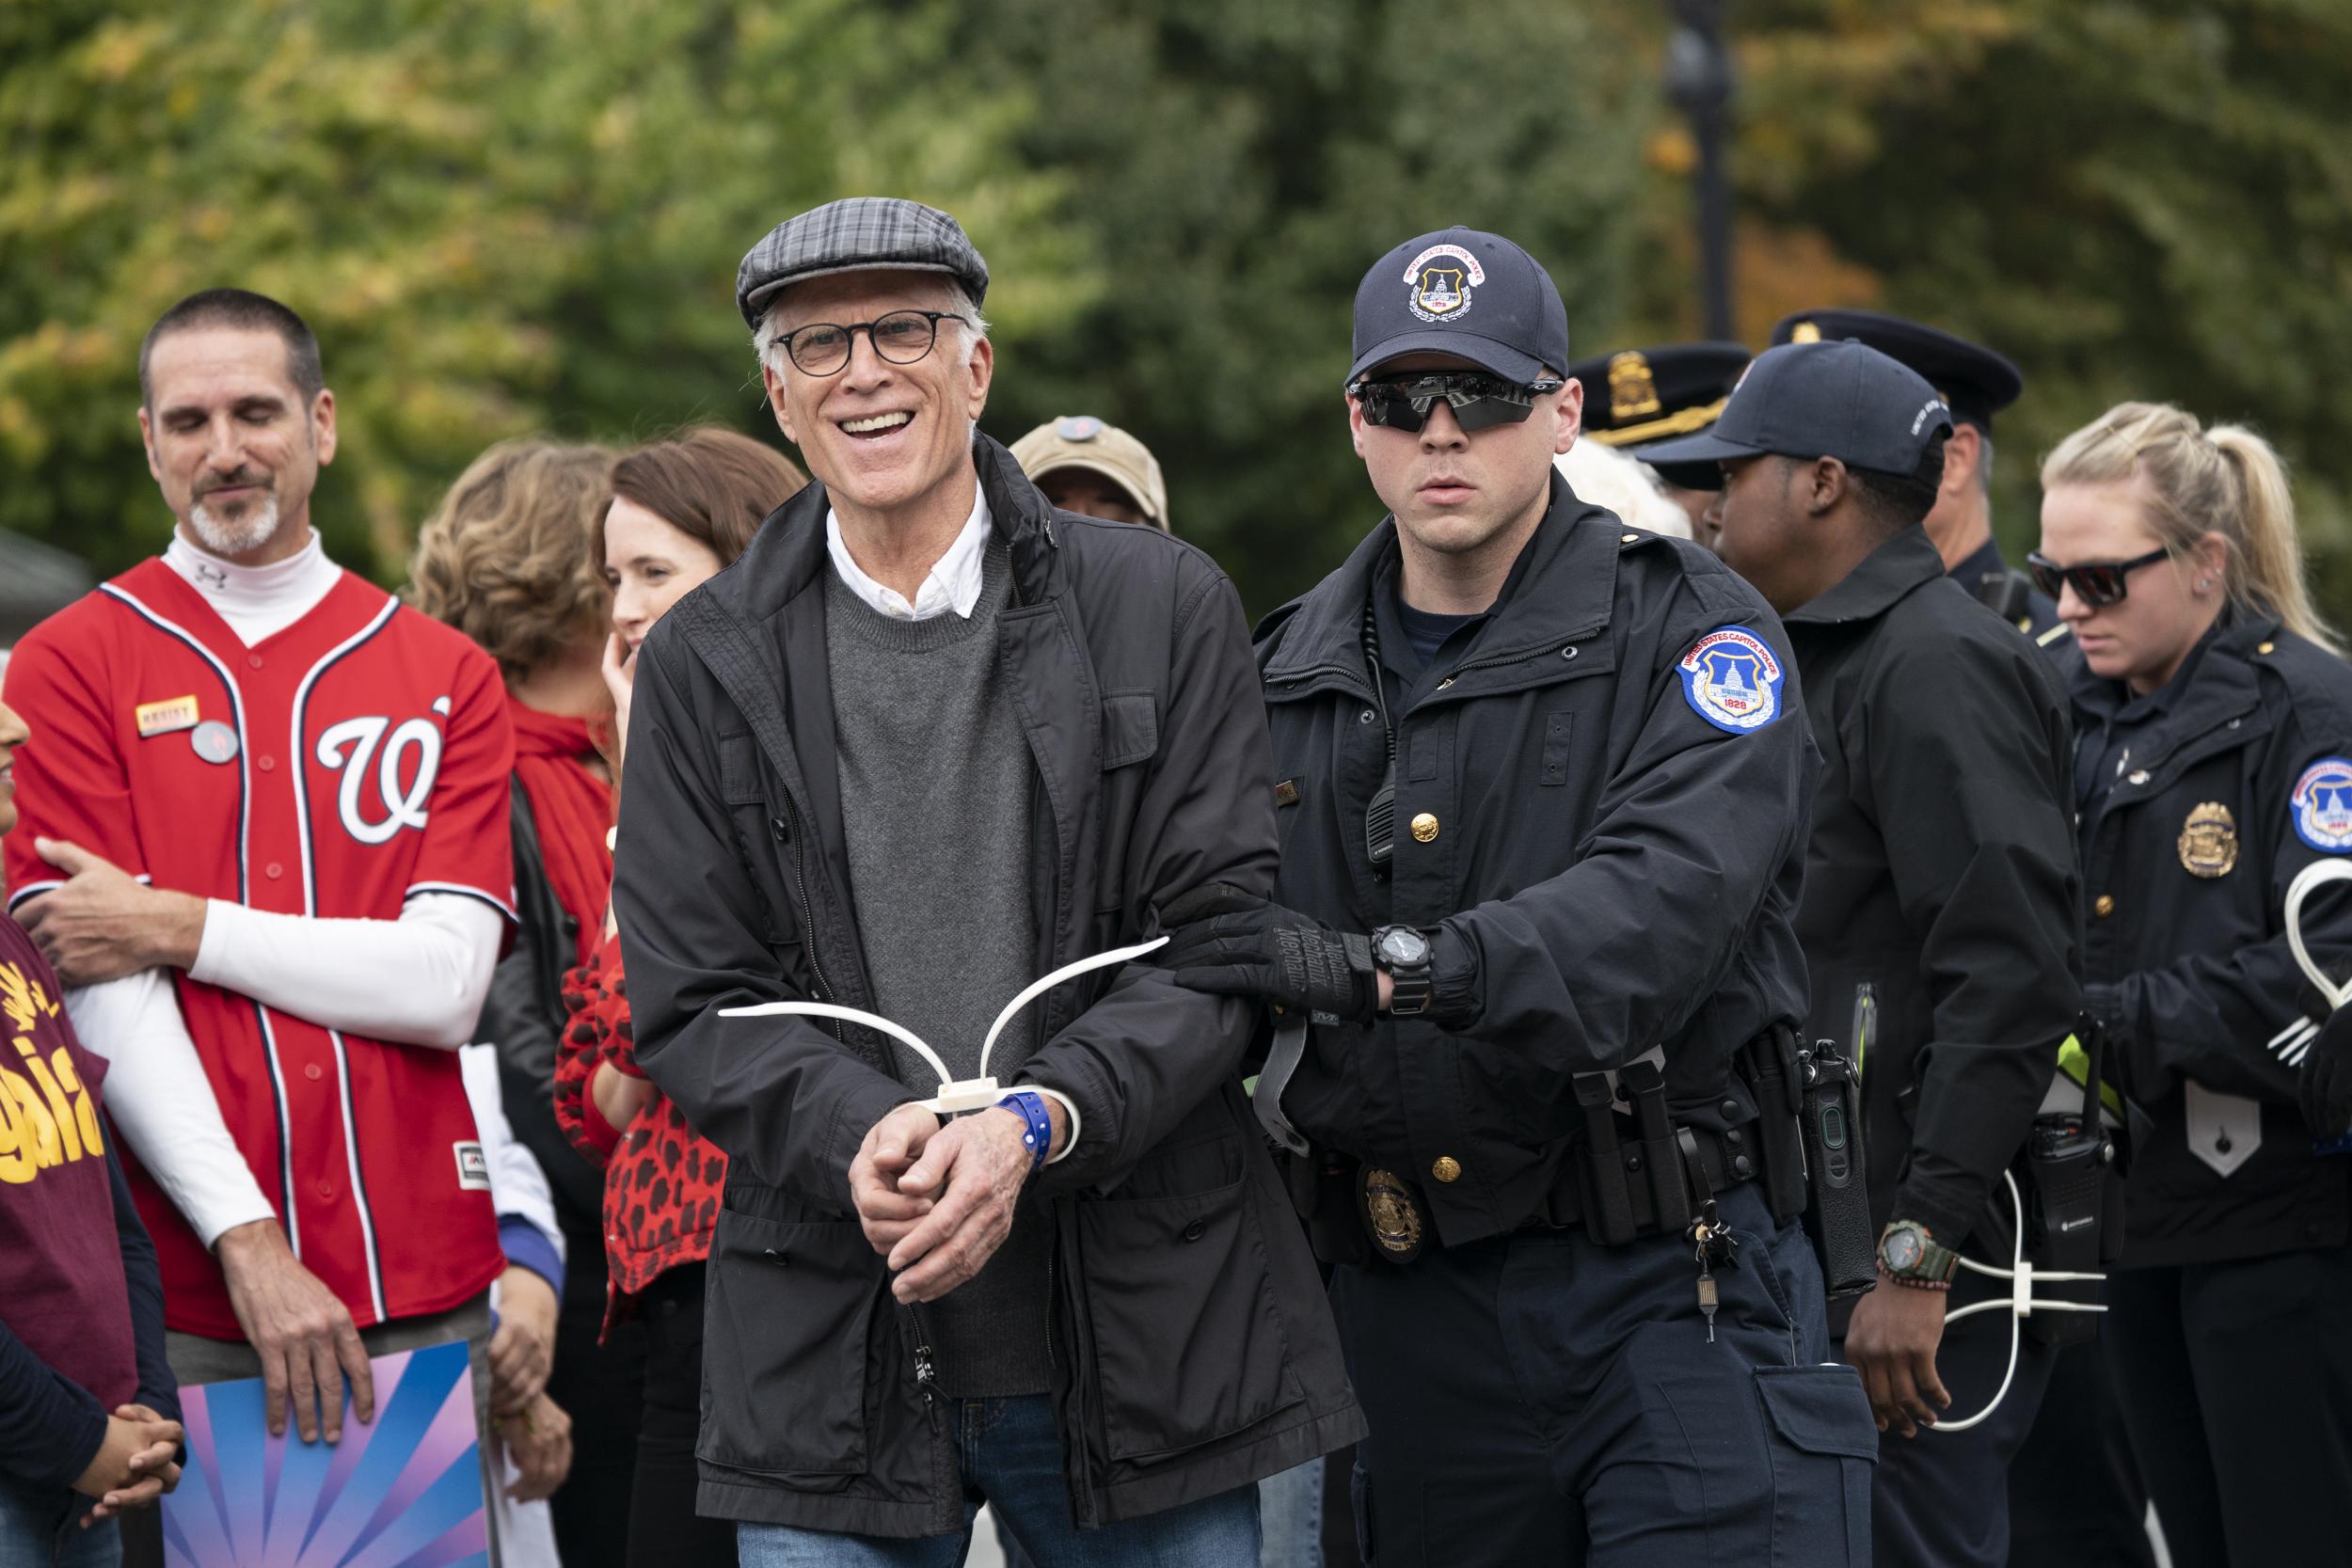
996, 1090, 1053, 1173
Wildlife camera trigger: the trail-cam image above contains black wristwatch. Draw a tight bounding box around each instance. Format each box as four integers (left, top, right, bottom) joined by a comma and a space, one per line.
1371, 925, 1434, 1017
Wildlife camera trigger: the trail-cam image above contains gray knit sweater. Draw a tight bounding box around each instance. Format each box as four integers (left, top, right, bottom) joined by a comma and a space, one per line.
824, 544, 1050, 1398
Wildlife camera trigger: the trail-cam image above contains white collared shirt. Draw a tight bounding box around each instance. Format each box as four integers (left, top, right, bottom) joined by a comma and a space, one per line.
824, 486, 992, 622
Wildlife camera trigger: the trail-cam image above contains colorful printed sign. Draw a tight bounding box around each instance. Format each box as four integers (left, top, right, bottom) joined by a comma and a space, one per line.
162, 1339, 486, 1568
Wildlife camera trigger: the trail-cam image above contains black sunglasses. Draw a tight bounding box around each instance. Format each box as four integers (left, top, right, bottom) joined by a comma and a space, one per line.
2026, 547, 2171, 610
1349, 372, 1565, 435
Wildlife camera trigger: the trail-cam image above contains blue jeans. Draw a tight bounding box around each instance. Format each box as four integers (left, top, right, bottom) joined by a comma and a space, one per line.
0, 1479, 117, 1568
738, 1395, 1260, 1567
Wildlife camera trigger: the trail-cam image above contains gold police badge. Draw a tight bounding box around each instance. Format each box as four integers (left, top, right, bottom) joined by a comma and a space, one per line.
2178, 801, 2238, 879
1608, 352, 1662, 422
1358, 1165, 1428, 1263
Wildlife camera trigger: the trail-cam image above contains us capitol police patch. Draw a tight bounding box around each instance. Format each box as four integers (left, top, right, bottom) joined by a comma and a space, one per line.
1676, 626, 1785, 735
2292, 758, 2352, 852
1403, 242, 1484, 324
2178, 801, 2238, 878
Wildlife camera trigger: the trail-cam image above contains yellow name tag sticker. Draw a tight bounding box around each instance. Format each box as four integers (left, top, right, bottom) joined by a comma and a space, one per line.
135, 695, 201, 737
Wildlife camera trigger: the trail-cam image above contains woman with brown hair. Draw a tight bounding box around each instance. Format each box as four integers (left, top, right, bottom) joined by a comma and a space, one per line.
551, 426, 805, 1568
2033, 403, 2352, 1564
409, 438, 642, 1568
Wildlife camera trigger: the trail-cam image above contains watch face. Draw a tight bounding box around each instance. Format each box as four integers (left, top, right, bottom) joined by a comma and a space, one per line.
1378, 927, 1430, 966
1882, 1228, 1923, 1273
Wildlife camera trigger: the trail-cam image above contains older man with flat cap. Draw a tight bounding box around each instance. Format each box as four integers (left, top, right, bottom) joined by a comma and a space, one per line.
612, 197, 1361, 1566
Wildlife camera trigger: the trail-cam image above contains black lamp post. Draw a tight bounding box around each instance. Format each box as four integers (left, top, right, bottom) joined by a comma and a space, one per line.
1665, 0, 1736, 341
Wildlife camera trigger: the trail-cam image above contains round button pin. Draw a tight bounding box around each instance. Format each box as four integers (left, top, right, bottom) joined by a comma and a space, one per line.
189, 720, 239, 766
1410, 813, 1439, 843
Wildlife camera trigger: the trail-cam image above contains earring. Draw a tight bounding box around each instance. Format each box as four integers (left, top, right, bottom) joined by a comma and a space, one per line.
2199, 577, 2213, 590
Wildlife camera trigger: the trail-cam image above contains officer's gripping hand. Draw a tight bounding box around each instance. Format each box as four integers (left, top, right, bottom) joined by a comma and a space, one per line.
1153, 882, 1378, 1022
2300, 1004, 2352, 1140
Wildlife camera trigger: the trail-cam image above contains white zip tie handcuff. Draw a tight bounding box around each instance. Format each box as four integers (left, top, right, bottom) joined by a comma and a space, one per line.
1937, 858, 2352, 1433
1929, 1166, 2105, 1433
719, 935, 1169, 1115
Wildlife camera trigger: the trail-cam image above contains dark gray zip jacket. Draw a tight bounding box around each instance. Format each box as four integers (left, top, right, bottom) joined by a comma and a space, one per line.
612, 434, 1363, 1536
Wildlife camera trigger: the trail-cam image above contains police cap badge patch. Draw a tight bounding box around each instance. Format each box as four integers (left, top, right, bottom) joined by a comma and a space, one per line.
2293, 758, 2352, 852
1677, 626, 1785, 734
1404, 243, 1486, 323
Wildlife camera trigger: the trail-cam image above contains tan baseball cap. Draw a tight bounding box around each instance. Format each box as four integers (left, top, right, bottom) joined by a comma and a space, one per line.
1009, 416, 1170, 531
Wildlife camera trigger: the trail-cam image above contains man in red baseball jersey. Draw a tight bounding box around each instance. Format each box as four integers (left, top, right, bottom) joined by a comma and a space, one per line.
1, 292, 516, 1479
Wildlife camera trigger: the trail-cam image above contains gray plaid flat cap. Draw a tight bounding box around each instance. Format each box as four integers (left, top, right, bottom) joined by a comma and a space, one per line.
735, 198, 990, 328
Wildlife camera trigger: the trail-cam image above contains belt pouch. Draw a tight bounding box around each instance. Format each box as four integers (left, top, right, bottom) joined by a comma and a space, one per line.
1572, 1073, 1639, 1244
1621, 1059, 1692, 1237
1743, 1028, 1809, 1226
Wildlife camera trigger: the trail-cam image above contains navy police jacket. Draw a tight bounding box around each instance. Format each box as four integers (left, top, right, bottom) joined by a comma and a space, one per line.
2073, 614, 2352, 1266
1255, 475, 1817, 1246
1785, 528, 2083, 1256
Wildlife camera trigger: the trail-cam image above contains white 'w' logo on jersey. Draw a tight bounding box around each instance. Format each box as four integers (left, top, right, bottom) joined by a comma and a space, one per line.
315, 716, 441, 845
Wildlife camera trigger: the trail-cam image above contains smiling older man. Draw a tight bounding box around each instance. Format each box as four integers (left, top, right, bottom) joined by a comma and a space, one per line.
612, 198, 1361, 1566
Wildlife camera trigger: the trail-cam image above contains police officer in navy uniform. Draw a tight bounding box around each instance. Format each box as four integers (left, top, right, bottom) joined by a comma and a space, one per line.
1154, 228, 1877, 1566
1566, 341, 1750, 543
1644, 340, 2084, 1568
1772, 309, 2063, 643
2034, 401, 2352, 1564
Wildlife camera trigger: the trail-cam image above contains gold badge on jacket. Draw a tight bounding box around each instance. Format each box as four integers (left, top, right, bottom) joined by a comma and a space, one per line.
1358, 1165, 1428, 1263
2178, 801, 2239, 879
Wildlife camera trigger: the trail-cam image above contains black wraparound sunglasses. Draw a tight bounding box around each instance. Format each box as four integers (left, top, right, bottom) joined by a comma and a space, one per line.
1349, 372, 1565, 435
2026, 546, 2171, 610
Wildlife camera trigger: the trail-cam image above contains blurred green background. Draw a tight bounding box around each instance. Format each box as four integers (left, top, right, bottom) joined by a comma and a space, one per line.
5, 0, 2347, 622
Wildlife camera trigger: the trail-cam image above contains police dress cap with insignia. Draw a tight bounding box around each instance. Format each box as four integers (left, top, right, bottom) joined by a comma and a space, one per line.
1771, 309, 2020, 434
1637, 338, 1954, 478
737, 197, 991, 328
1009, 415, 1172, 531
1567, 341, 1751, 490
1348, 227, 1571, 387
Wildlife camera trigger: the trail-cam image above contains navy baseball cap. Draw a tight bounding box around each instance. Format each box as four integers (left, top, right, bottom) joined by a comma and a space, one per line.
1347, 228, 1571, 388
1637, 340, 1954, 475
1772, 309, 2020, 433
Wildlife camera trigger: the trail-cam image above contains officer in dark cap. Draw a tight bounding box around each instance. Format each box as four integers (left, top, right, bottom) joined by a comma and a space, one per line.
1154, 228, 1877, 1565
1771, 309, 2063, 644
1567, 341, 1750, 545
1644, 340, 2083, 1568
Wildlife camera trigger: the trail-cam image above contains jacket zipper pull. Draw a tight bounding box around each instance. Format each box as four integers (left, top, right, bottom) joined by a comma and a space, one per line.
771, 815, 789, 845
913, 1338, 937, 1407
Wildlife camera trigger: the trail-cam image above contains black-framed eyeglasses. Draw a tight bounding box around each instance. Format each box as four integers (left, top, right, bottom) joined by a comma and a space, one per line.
773, 309, 970, 376
2026, 546, 2172, 610
1348, 371, 1565, 435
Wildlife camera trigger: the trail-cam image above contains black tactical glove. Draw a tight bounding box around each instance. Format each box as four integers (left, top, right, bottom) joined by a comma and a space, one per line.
1153, 882, 1378, 1022
2300, 1005, 2352, 1141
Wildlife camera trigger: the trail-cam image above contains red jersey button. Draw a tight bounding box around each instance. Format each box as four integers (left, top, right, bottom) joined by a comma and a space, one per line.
246, 654, 264, 670
264, 862, 283, 879
258, 754, 276, 772
316, 1181, 336, 1201
304, 1064, 324, 1082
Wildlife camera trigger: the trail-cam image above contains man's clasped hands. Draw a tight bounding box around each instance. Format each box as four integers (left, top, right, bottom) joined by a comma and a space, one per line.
850, 1097, 1068, 1304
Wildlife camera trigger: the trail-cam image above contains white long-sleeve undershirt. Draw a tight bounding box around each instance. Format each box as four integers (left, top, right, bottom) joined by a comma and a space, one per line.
64, 892, 506, 1246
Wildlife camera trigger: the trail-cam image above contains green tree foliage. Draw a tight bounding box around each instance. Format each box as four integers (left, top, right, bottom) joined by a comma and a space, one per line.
0, 0, 1076, 581
1720, 0, 2352, 609
957, 0, 1652, 615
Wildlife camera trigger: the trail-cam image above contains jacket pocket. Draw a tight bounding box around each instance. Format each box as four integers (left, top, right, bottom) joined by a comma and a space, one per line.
1101, 691, 1159, 770
1755, 1364, 1875, 1566
1075, 1151, 1304, 1463
699, 1207, 878, 1476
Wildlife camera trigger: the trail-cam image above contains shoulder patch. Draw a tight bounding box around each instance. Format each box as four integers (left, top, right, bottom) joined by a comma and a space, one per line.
2286, 756, 2352, 846
2293, 758, 2352, 852
1677, 626, 1785, 735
